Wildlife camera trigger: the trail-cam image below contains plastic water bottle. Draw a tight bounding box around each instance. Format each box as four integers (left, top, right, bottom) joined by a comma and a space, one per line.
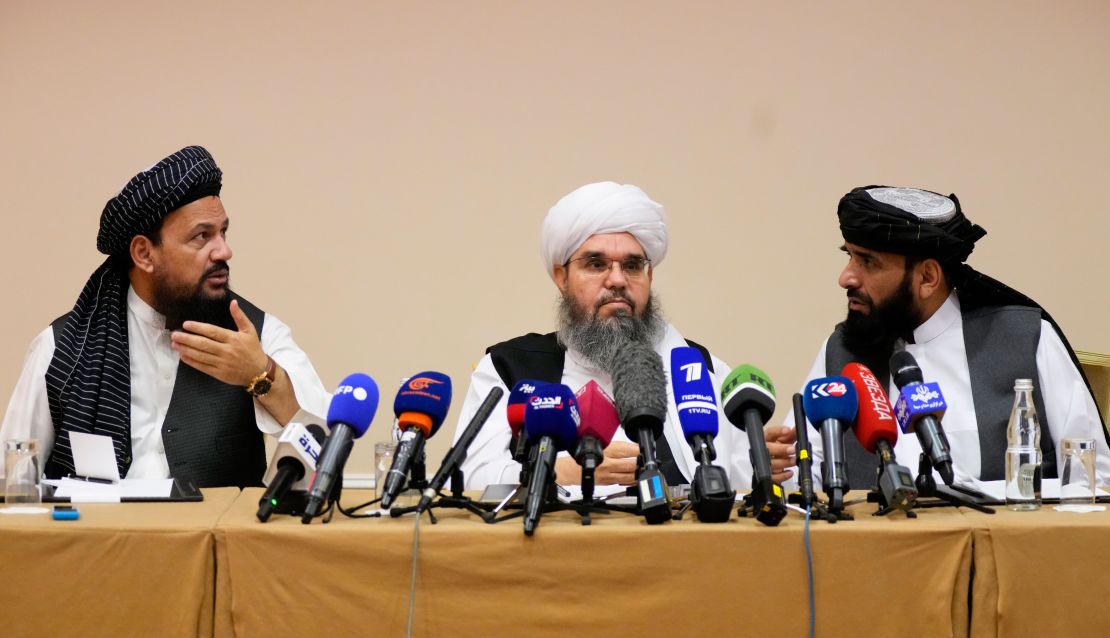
1004, 378, 1041, 510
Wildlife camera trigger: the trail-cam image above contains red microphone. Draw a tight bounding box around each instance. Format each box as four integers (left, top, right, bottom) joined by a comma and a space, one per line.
841, 362, 918, 511
574, 380, 621, 501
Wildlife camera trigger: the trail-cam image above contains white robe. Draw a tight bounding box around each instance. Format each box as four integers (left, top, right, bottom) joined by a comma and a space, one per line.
0, 287, 330, 479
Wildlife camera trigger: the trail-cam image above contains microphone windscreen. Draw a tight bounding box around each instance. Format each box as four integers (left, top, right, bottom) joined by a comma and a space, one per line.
611, 343, 667, 426
392, 371, 452, 437
524, 383, 580, 452
720, 363, 776, 429
669, 347, 719, 439
507, 379, 545, 436
327, 372, 379, 438
802, 376, 858, 424
841, 362, 898, 453
890, 350, 924, 388
575, 380, 620, 446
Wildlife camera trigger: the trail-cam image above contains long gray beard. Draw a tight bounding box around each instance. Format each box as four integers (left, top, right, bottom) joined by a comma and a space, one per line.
556, 292, 666, 374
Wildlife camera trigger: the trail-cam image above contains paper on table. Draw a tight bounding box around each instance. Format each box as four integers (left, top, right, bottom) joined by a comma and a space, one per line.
954, 478, 1110, 501
49, 477, 174, 502
69, 431, 122, 482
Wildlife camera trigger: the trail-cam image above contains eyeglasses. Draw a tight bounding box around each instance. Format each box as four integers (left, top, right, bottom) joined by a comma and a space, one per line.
565, 255, 652, 279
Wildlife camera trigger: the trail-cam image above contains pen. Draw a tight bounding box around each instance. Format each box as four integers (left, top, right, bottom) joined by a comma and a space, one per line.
67, 474, 117, 485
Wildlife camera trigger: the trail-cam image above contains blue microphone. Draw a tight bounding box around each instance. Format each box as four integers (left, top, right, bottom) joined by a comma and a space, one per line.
302, 373, 379, 522
670, 347, 732, 523
507, 379, 545, 465
522, 383, 579, 535
891, 351, 955, 485
381, 371, 452, 509
802, 376, 858, 511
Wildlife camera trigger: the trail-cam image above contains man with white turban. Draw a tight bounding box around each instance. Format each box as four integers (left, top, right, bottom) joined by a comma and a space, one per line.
452, 182, 752, 490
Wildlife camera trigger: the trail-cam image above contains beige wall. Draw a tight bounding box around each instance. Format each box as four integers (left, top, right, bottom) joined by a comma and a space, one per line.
2, 2, 1108, 473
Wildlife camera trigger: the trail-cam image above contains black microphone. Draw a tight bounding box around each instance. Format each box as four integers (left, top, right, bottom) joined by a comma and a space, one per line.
521, 384, 579, 535
257, 423, 326, 522
302, 373, 379, 522
417, 386, 504, 513
612, 343, 671, 525
720, 364, 786, 526
792, 393, 817, 507
890, 351, 956, 486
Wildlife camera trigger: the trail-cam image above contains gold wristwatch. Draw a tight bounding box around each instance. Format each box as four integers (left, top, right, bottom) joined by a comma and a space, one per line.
246, 356, 276, 398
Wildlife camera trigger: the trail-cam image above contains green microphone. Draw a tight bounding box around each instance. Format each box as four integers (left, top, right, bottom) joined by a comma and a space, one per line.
721, 364, 786, 526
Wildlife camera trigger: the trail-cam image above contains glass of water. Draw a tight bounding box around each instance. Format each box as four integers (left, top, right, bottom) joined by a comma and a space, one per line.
4, 440, 41, 506
1059, 438, 1097, 506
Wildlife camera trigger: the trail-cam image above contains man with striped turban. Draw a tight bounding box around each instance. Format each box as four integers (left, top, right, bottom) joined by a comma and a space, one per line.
767, 185, 1109, 490
452, 182, 752, 490
1, 146, 329, 488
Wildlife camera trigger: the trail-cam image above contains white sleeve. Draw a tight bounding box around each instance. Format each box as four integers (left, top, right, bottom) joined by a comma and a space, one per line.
0, 327, 59, 479
1035, 321, 1110, 484
780, 338, 830, 491
255, 313, 331, 434
453, 354, 514, 490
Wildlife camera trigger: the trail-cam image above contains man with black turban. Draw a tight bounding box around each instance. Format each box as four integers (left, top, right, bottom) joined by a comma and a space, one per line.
451, 181, 751, 490
1, 146, 329, 488
768, 186, 1109, 489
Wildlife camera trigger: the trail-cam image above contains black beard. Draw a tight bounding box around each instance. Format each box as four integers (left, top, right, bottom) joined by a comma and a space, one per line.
556, 291, 666, 374
152, 263, 234, 331
841, 272, 920, 359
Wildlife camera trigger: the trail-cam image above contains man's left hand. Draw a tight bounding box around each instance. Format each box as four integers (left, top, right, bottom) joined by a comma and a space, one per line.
171, 299, 268, 386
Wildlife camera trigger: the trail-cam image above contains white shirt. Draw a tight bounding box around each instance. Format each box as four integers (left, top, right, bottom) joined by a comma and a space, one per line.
785, 293, 1110, 487
451, 323, 753, 490
0, 287, 331, 479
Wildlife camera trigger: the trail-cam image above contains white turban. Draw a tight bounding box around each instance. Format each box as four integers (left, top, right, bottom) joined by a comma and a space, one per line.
540, 181, 668, 279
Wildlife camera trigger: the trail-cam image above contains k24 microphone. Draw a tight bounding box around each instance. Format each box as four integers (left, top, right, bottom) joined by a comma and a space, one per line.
802, 376, 857, 512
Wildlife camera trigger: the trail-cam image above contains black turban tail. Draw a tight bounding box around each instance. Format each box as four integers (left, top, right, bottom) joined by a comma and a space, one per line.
43, 146, 223, 478
838, 185, 1104, 429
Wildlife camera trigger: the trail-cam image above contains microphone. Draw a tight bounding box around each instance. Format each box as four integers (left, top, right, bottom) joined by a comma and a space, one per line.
507, 379, 545, 465
611, 343, 671, 525
721, 363, 786, 526
792, 393, 817, 507
380, 371, 452, 510
841, 362, 917, 511
573, 380, 620, 503
417, 386, 504, 513
522, 384, 580, 535
890, 351, 955, 486
802, 376, 858, 512
670, 347, 732, 523
302, 373, 379, 522
257, 422, 326, 522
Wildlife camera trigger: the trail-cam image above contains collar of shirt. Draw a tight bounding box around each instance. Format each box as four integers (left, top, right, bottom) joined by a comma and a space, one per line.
127, 286, 167, 331
912, 291, 961, 345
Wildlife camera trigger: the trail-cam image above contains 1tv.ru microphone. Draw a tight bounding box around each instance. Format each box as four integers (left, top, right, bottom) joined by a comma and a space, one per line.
417, 386, 504, 513
721, 363, 786, 526
522, 384, 580, 535
302, 373, 379, 522
802, 376, 858, 513
612, 343, 671, 525
381, 371, 452, 510
842, 362, 917, 512
670, 347, 733, 523
574, 380, 621, 504
257, 422, 325, 522
890, 351, 955, 486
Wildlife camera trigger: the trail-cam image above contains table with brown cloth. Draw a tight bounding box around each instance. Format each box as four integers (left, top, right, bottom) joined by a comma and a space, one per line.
965, 505, 1110, 637
213, 490, 973, 638
0, 487, 240, 638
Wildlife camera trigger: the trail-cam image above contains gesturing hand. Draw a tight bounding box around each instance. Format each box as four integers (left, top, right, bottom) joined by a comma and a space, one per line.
171, 299, 268, 386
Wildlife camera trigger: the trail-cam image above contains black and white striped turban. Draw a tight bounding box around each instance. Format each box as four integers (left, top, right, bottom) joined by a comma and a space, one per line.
97, 146, 222, 256
43, 146, 223, 479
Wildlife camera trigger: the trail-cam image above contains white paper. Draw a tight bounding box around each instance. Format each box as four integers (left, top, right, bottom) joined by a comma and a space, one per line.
69, 432, 122, 482
50, 477, 173, 502
954, 478, 1109, 501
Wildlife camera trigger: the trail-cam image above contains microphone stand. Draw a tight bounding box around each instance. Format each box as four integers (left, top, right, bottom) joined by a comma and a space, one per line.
784, 394, 841, 523
390, 467, 493, 523
908, 453, 995, 514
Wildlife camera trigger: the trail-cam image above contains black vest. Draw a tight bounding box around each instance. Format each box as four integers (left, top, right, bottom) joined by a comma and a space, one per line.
824, 303, 1057, 487
486, 332, 715, 485
44, 294, 268, 488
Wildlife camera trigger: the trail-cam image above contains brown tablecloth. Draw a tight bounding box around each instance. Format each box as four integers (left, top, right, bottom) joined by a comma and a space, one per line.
214, 490, 973, 637
0, 487, 240, 638
965, 505, 1110, 637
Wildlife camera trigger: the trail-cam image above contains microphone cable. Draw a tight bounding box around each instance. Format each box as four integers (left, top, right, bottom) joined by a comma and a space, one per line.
803, 504, 815, 638
406, 508, 421, 638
